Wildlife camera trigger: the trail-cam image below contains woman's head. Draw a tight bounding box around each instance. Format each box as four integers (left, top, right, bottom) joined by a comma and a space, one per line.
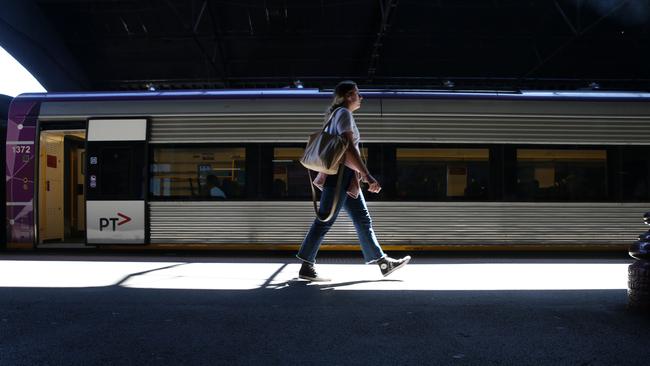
328, 80, 363, 113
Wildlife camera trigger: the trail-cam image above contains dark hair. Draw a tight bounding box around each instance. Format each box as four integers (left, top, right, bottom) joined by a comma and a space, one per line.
206, 174, 219, 186
325, 80, 358, 118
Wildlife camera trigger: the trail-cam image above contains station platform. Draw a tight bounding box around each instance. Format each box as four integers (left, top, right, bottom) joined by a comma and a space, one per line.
0, 251, 648, 365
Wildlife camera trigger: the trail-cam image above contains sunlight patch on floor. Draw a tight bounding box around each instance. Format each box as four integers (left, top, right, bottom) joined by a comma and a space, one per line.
307, 263, 629, 291
0, 260, 630, 291
0, 261, 185, 288
122, 263, 288, 290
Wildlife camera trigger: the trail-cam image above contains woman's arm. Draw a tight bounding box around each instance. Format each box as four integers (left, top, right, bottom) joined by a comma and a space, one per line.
341, 132, 369, 177
340, 131, 381, 193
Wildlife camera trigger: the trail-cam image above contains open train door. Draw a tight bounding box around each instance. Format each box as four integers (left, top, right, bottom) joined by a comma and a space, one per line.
85, 119, 148, 245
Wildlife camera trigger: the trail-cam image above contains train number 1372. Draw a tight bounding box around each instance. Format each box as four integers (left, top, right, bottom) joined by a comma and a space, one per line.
12, 145, 31, 154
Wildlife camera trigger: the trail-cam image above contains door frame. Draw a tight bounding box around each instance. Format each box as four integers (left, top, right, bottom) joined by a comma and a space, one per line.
63, 134, 85, 239
35, 121, 88, 248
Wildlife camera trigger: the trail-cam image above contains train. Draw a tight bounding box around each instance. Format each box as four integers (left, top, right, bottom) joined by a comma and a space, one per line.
1, 94, 9, 250
4, 88, 650, 251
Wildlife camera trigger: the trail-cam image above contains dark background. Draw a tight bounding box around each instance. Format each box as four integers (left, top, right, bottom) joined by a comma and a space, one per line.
1, 0, 649, 92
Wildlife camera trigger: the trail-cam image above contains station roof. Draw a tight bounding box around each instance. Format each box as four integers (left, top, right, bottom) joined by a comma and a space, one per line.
23, 1, 650, 92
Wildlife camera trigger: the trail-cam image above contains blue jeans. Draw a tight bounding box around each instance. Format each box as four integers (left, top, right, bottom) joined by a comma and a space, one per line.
297, 167, 386, 264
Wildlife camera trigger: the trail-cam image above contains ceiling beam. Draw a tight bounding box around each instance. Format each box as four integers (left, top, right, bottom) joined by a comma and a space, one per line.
554, 0, 578, 36
164, 0, 226, 85
102, 75, 650, 92
192, 0, 208, 33
366, 0, 399, 83
523, 0, 632, 78
206, 0, 230, 87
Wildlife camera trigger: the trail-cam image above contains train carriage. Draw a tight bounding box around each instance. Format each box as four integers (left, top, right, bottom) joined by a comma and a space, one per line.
5, 89, 650, 251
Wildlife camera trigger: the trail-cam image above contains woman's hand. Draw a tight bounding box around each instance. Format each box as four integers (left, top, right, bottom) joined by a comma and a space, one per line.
363, 173, 382, 194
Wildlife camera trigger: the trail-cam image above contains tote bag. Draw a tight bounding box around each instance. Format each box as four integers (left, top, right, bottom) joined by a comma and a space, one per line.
300, 108, 349, 222
299, 107, 349, 175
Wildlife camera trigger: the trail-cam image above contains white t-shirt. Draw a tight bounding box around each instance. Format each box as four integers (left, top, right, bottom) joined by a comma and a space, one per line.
325, 108, 360, 148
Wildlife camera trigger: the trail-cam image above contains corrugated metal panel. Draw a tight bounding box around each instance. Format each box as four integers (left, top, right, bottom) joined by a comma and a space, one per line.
151, 115, 335, 143
150, 114, 650, 145
364, 115, 650, 144
39, 99, 338, 118
149, 202, 648, 246
378, 99, 650, 145
38, 97, 650, 145
148, 98, 650, 144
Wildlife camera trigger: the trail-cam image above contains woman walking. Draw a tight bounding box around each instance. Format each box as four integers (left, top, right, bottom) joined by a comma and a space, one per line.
297, 80, 411, 281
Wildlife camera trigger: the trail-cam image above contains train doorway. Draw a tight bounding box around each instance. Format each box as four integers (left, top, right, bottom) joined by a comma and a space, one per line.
38, 129, 86, 246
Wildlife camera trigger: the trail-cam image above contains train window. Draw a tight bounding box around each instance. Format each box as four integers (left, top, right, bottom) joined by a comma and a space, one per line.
272, 148, 310, 199
621, 147, 650, 201
516, 149, 607, 201
150, 147, 246, 199
100, 147, 131, 195
272, 147, 368, 199
395, 148, 489, 201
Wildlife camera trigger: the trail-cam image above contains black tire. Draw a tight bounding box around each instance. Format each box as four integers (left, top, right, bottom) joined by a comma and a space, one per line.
628, 279, 650, 291
628, 263, 650, 288
628, 260, 650, 276
628, 288, 650, 309
628, 261, 650, 308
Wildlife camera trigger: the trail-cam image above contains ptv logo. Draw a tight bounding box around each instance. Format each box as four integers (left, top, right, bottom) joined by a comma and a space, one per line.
99, 213, 132, 231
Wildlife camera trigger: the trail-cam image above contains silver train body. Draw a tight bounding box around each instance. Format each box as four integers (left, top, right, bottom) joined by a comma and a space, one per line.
8, 89, 650, 250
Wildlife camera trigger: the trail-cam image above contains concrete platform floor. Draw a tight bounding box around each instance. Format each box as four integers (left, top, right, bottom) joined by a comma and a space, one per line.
0, 251, 649, 365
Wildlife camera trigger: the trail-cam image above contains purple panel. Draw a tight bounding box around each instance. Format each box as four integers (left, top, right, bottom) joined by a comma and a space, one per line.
5, 100, 40, 245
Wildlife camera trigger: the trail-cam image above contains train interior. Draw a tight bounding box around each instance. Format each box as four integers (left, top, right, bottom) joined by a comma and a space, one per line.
38, 129, 86, 245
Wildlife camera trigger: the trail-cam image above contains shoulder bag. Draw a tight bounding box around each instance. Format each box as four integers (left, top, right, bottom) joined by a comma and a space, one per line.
299, 107, 349, 222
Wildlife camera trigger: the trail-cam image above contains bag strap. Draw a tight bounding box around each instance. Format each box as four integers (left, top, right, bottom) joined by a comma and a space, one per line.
307, 164, 345, 222
321, 107, 344, 133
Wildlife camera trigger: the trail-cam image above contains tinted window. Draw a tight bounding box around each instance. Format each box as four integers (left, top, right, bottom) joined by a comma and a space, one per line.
395, 148, 489, 200
151, 147, 246, 199
516, 149, 607, 201
272, 147, 311, 199
621, 147, 650, 201
101, 148, 131, 195
271, 147, 368, 199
